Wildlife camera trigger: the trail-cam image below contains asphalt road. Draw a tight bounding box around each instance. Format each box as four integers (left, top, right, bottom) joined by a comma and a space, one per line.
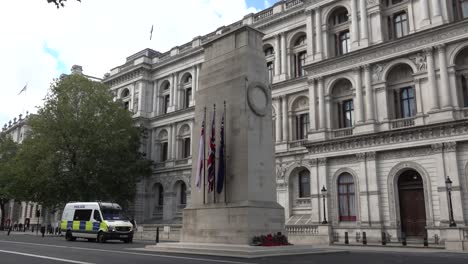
1, 231, 468, 264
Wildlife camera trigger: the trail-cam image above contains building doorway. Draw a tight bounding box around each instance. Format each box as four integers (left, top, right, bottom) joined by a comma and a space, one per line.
398, 170, 426, 238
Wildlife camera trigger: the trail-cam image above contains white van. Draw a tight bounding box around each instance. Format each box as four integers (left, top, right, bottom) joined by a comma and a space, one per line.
60, 202, 134, 243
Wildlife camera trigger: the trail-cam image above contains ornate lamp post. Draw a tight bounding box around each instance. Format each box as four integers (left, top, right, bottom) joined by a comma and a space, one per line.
445, 176, 457, 227
321, 185, 328, 224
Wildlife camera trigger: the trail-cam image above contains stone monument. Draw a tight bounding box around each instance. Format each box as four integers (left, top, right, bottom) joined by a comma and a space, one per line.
181, 25, 285, 244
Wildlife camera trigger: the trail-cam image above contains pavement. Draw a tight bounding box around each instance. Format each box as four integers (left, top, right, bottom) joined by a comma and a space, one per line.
1, 231, 468, 263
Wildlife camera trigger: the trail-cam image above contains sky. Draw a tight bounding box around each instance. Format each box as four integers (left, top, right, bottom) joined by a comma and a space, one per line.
0, 0, 277, 127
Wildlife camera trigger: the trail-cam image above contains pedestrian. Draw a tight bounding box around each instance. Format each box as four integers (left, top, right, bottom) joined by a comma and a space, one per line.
40, 226, 45, 238
7, 225, 12, 236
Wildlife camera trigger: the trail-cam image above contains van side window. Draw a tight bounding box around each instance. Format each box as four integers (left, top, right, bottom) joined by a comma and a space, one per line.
93, 210, 102, 222
73, 209, 92, 221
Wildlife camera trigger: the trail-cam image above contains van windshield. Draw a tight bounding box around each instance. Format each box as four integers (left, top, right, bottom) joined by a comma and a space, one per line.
101, 209, 128, 221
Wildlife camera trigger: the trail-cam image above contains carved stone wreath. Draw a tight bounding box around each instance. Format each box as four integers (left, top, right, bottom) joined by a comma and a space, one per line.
247, 81, 270, 116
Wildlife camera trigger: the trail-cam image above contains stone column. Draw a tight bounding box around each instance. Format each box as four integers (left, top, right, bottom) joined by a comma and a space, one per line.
420, 0, 430, 26
318, 77, 325, 129
305, 9, 314, 59
364, 65, 375, 121
153, 80, 159, 114
425, 47, 440, 110
414, 79, 424, 114
443, 142, 465, 223
288, 113, 294, 141
280, 32, 288, 77
431, 0, 443, 24
167, 125, 173, 160
310, 161, 320, 223
315, 8, 323, 60
174, 73, 180, 110
282, 95, 289, 141
356, 153, 370, 225
274, 35, 281, 76
275, 98, 282, 143
359, 0, 368, 44
308, 79, 317, 130
350, 0, 359, 47
366, 152, 381, 225
437, 45, 452, 109
317, 158, 328, 223
171, 74, 175, 106
355, 67, 364, 123
448, 68, 459, 108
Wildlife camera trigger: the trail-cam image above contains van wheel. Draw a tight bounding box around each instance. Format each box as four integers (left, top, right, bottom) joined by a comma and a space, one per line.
65, 231, 76, 241
97, 232, 106, 243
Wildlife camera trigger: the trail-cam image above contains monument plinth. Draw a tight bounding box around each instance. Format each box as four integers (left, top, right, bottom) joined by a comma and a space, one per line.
181, 26, 285, 244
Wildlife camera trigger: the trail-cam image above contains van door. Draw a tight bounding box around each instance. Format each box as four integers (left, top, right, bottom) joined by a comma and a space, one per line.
92, 210, 102, 232
72, 209, 92, 237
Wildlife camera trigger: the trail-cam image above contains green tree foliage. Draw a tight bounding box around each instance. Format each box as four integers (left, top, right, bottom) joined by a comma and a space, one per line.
15, 74, 152, 209
0, 134, 19, 229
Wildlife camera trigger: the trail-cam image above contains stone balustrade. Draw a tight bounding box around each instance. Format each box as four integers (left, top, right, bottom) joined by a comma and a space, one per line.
289, 139, 308, 148
332, 127, 354, 138
286, 224, 319, 235
254, 9, 273, 22
285, 0, 303, 9
390, 117, 416, 129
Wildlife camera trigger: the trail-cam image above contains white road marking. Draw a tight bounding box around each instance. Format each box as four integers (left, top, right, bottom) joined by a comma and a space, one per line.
0, 249, 95, 264
0, 240, 256, 264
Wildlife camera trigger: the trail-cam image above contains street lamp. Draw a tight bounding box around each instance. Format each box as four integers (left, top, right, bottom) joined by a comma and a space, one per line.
445, 176, 457, 227
321, 185, 328, 224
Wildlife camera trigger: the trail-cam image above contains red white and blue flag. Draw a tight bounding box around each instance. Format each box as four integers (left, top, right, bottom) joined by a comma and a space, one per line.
195, 117, 205, 190
207, 111, 216, 192
216, 110, 225, 194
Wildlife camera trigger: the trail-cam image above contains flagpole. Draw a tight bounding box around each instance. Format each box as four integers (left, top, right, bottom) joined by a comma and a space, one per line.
203, 107, 206, 205
213, 104, 216, 204
224, 101, 227, 204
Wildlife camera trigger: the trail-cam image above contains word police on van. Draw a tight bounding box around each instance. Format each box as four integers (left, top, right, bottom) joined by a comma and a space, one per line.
61, 202, 134, 243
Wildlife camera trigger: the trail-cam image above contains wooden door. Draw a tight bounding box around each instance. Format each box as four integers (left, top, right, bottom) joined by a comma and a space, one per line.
399, 182, 426, 237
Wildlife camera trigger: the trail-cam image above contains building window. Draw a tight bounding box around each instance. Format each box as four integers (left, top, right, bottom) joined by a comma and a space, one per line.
462, 75, 468, 107
338, 173, 356, 221
453, 0, 468, 20
339, 99, 354, 128
182, 137, 191, 158
180, 183, 187, 205
394, 87, 416, 118
385, 0, 404, 6
121, 88, 130, 98
296, 113, 309, 140
336, 30, 350, 55
123, 101, 129, 110
293, 51, 307, 78
184, 88, 192, 109
163, 94, 170, 114
267, 61, 274, 83
392, 11, 408, 39
161, 142, 168, 161
298, 170, 310, 198
158, 185, 164, 206
264, 46, 274, 56
329, 8, 349, 26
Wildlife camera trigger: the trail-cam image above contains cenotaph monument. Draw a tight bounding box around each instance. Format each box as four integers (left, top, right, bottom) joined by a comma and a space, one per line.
181, 25, 285, 244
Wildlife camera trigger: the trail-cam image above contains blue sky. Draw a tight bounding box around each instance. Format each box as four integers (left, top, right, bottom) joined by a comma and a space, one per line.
0, 0, 278, 126
246, 0, 277, 10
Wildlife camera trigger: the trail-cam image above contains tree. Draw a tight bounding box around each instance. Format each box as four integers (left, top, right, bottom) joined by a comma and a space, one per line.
0, 134, 19, 230
15, 74, 152, 210
47, 0, 81, 9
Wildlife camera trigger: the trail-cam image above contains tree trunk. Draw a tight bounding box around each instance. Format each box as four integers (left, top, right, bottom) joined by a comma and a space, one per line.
0, 200, 6, 231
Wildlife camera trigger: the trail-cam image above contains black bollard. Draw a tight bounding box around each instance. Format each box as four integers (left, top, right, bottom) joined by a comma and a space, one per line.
401, 233, 407, 246
362, 232, 367, 245
40, 226, 45, 238
344, 232, 349, 244
423, 236, 428, 247
156, 227, 160, 244
7, 226, 11, 236
382, 232, 387, 246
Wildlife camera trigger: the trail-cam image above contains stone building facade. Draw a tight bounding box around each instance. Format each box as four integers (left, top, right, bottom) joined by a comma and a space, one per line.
104, 0, 468, 243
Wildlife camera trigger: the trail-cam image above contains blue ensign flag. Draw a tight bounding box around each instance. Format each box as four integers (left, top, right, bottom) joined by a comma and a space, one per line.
216, 111, 225, 194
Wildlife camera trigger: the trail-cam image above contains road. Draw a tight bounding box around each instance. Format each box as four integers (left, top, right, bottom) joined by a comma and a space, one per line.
1, 231, 468, 264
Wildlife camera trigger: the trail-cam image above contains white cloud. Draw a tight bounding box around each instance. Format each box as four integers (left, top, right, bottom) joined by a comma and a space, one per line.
0, 0, 257, 126
264, 0, 272, 8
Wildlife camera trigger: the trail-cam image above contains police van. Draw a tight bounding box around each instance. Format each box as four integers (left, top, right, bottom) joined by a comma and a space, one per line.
61, 202, 134, 243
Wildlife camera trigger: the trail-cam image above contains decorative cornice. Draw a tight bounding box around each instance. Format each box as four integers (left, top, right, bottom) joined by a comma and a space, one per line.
304, 20, 468, 78
304, 120, 468, 155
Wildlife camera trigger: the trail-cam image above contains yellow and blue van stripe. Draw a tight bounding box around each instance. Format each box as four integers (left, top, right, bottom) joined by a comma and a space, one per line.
61, 220, 107, 232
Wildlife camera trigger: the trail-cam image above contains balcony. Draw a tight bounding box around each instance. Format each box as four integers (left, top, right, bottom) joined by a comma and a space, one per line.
332, 127, 353, 138
285, 0, 304, 9
462, 107, 468, 118
175, 158, 191, 166
289, 139, 308, 148
390, 117, 416, 129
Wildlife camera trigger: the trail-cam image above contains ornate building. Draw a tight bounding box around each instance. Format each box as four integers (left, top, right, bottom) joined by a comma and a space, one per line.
104, 0, 468, 244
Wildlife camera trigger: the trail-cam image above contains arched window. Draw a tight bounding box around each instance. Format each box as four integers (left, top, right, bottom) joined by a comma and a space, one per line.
328, 7, 350, 57
121, 88, 130, 98
158, 130, 169, 162
455, 47, 468, 107
180, 182, 187, 205
386, 64, 416, 120
160, 81, 171, 114
264, 46, 274, 56
298, 170, 310, 198
181, 74, 193, 109
383, 0, 409, 40
330, 79, 354, 129
338, 173, 356, 221
291, 97, 309, 140
264, 45, 275, 83
158, 184, 164, 206
291, 34, 307, 78
178, 124, 191, 159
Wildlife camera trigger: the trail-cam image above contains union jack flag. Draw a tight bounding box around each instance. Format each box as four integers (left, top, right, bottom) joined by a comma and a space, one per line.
207, 111, 216, 192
